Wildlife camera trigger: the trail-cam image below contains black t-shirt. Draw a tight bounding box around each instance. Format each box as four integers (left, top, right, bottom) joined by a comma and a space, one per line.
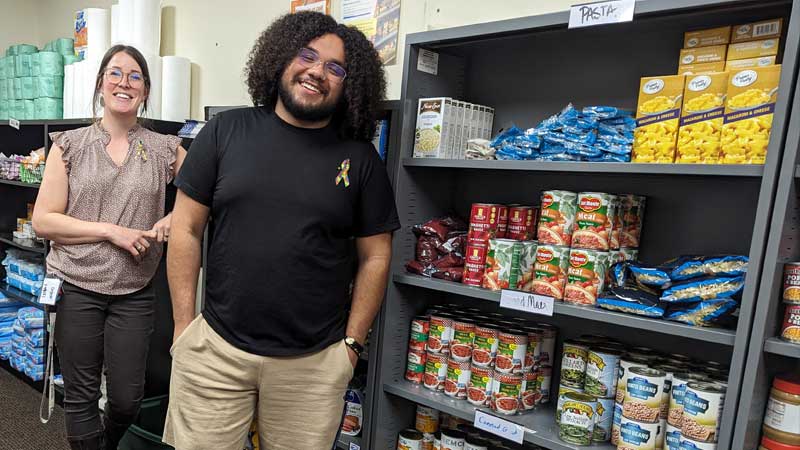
175, 107, 400, 357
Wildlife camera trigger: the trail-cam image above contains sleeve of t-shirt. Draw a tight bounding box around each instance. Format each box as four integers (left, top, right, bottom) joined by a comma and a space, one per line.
174, 117, 219, 207
354, 145, 400, 237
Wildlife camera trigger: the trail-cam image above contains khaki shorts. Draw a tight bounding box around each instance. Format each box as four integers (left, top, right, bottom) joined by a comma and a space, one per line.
163, 315, 354, 450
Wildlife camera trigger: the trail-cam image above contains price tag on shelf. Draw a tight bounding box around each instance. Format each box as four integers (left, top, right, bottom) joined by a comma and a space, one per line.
9, 118, 20, 130
500, 289, 554, 317
474, 410, 528, 444
348, 443, 360, 450
568, 0, 635, 29
417, 49, 439, 75
38, 276, 63, 306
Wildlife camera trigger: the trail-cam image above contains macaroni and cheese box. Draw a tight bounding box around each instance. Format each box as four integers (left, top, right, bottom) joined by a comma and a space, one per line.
676, 72, 729, 164
721, 65, 782, 164
725, 55, 777, 70
727, 38, 780, 61
413, 97, 454, 158
679, 45, 727, 65
683, 26, 731, 48
678, 62, 727, 75
633, 75, 686, 163
731, 18, 783, 43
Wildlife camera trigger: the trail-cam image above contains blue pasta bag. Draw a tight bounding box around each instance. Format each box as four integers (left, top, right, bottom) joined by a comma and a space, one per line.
664, 298, 738, 327
600, 115, 637, 129
608, 261, 629, 288
595, 139, 632, 155
490, 126, 523, 148
597, 285, 665, 318
495, 145, 525, 160
665, 255, 748, 281
563, 129, 597, 146
26, 328, 45, 347
582, 106, 633, 120
539, 151, 581, 161
588, 152, 631, 163
660, 276, 745, 303
565, 141, 601, 158
628, 263, 672, 289
18, 307, 44, 329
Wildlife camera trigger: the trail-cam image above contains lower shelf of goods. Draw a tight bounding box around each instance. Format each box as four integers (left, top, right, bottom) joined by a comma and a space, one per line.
397, 304, 730, 450
2, 249, 45, 297
0, 293, 45, 381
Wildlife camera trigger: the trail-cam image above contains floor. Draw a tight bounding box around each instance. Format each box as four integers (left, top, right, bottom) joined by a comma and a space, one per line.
0, 366, 70, 450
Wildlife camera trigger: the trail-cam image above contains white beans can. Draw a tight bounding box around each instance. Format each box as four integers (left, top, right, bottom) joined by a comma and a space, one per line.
665, 423, 682, 450
618, 356, 652, 403
681, 382, 725, 443
624, 367, 667, 424
679, 435, 718, 450
619, 416, 662, 450
611, 401, 623, 446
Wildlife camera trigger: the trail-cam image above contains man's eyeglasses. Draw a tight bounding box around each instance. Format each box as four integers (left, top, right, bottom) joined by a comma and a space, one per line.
104, 68, 146, 88
295, 48, 347, 82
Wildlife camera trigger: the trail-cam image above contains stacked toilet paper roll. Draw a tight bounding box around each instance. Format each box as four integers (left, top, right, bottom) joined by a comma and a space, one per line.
160, 56, 190, 122
142, 52, 162, 119
114, 0, 161, 56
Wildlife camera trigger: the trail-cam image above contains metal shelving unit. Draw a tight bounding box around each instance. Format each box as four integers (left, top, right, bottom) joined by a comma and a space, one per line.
337, 434, 363, 450
370, 1, 800, 449
0, 283, 44, 310
0, 232, 46, 254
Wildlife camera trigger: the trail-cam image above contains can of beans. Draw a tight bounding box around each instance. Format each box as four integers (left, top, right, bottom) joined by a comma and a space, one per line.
537, 190, 578, 246
409, 316, 430, 353
620, 247, 639, 262
619, 416, 661, 450
556, 384, 585, 423
620, 194, 647, 248
617, 356, 652, 404
657, 365, 682, 422
397, 429, 424, 450
624, 367, 667, 424
497, 205, 509, 239
495, 329, 528, 374
467, 365, 493, 407
444, 358, 472, 399
564, 248, 612, 306
611, 402, 623, 446
681, 382, 725, 443
405, 350, 426, 384
593, 397, 616, 442
665, 423, 682, 450
468, 203, 502, 241
668, 373, 711, 428
782, 263, 800, 304
450, 319, 475, 362
539, 365, 553, 404
560, 340, 590, 388
463, 241, 489, 287
585, 347, 622, 398
519, 370, 540, 412
507, 206, 537, 241
482, 239, 521, 291
781, 304, 800, 343
491, 372, 522, 415
531, 244, 570, 299
679, 436, 717, 450
415, 405, 439, 434
515, 241, 538, 292
471, 324, 498, 368
559, 392, 598, 446
440, 429, 467, 450
423, 352, 448, 391
572, 192, 616, 251
427, 314, 454, 354
538, 325, 557, 367
609, 195, 622, 251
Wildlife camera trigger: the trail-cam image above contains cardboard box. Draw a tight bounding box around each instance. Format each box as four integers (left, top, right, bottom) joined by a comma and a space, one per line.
413, 97, 453, 158
725, 55, 777, 70
731, 18, 783, 43
632, 75, 686, 163
679, 45, 727, 65
676, 72, 729, 163
727, 38, 780, 61
683, 26, 731, 48
678, 62, 727, 75
721, 65, 782, 164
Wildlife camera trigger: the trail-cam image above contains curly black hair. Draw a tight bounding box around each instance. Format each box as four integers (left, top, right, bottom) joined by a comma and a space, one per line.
244, 11, 386, 142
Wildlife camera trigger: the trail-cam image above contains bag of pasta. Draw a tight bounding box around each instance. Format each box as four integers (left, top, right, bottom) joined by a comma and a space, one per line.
664, 255, 748, 281
660, 276, 745, 303
664, 298, 738, 327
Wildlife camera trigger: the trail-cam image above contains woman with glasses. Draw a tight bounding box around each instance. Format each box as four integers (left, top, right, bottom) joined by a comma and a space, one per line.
31, 45, 187, 450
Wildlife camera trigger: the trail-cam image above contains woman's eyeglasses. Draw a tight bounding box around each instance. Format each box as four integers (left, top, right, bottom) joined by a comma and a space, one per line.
104, 68, 146, 88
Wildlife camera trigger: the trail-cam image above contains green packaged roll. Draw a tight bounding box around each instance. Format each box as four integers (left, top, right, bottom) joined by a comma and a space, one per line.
55, 38, 74, 56
6, 45, 16, 57
6, 57, 14, 78
15, 54, 32, 77
42, 42, 54, 52
0, 100, 8, 120
34, 97, 62, 119
31, 53, 40, 77
17, 44, 37, 55
23, 99, 34, 120
12, 78, 22, 99
0, 57, 6, 80
20, 77, 35, 100
6, 77, 13, 99
13, 100, 24, 119
0, 79, 6, 100
63, 54, 81, 65
38, 52, 63, 76
33, 76, 63, 98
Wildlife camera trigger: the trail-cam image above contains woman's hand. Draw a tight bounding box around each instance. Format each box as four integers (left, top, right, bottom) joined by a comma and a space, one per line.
151, 214, 172, 243
106, 224, 157, 262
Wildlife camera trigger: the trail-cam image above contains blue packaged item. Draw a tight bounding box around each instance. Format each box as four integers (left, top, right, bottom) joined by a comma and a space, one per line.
582, 106, 633, 119
595, 139, 632, 155
539, 151, 581, 162
588, 153, 631, 163
26, 346, 44, 365
557, 103, 580, 123
25, 363, 44, 381
18, 307, 44, 329
563, 129, 597, 145
609, 262, 629, 288
26, 328, 45, 347
564, 140, 602, 158
597, 286, 665, 318
489, 126, 523, 148
660, 276, 745, 303
664, 298, 738, 327
628, 264, 672, 289
666, 255, 748, 281
495, 144, 526, 160
600, 115, 637, 128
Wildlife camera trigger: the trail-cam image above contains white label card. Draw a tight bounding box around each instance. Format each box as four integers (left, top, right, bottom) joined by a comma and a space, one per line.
9, 118, 20, 130
39, 277, 62, 306
568, 0, 635, 29
500, 289, 555, 317
417, 49, 439, 75
348, 443, 360, 450
474, 410, 528, 444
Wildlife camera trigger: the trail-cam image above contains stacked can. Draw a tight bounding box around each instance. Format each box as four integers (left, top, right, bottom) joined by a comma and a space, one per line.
678, 382, 725, 450
781, 263, 800, 344
620, 367, 667, 450
619, 194, 647, 248
414, 405, 439, 450
405, 316, 430, 384
507, 205, 539, 241
463, 203, 504, 287
537, 190, 578, 247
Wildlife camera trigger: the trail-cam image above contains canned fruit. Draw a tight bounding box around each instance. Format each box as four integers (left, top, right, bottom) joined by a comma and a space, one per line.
482, 239, 521, 291
532, 244, 570, 300
564, 249, 612, 306
572, 192, 616, 251
537, 190, 578, 246
620, 195, 647, 248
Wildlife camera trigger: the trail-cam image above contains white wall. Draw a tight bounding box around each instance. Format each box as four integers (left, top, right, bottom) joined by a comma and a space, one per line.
4, 0, 573, 119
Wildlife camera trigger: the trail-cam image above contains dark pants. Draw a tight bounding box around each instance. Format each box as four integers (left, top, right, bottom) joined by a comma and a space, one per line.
55, 281, 155, 450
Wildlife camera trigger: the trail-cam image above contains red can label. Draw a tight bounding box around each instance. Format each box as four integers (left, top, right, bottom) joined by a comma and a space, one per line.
781, 304, 800, 343
462, 243, 488, 287
472, 325, 499, 368
783, 263, 800, 304
405, 350, 426, 384
427, 315, 453, 354
497, 205, 510, 238
444, 358, 472, 399
468, 203, 502, 241
409, 317, 430, 353
496, 331, 528, 374
468, 365, 494, 406
423, 352, 448, 391
520, 370, 541, 410
507, 206, 537, 241
525, 329, 543, 372
450, 320, 475, 362
491, 373, 522, 415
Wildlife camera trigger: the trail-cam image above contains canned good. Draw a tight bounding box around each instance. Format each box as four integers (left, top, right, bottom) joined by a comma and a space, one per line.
560, 340, 589, 388
421, 433, 435, 450
456, 424, 481, 441
539, 365, 553, 404
427, 315, 454, 354
681, 382, 725, 443
491, 372, 522, 415
415, 405, 439, 434
507, 206, 538, 241
620, 247, 639, 262
444, 358, 472, 399
781, 304, 800, 343
398, 429, 424, 450
657, 419, 666, 450
564, 248, 612, 306
483, 239, 521, 291
450, 320, 475, 362
657, 365, 682, 422
593, 397, 615, 442
433, 431, 441, 450
624, 367, 667, 424
668, 373, 712, 428
572, 192, 616, 251
610, 195, 622, 250
537, 190, 578, 246
520, 370, 540, 411
531, 244, 571, 300
495, 330, 528, 374
471, 324, 498, 368
423, 352, 448, 391
468, 203, 502, 241
538, 325, 557, 366
611, 402, 623, 446
496, 205, 509, 239
783, 263, 800, 304
679, 435, 718, 450
665, 423, 682, 450
440, 428, 467, 450
515, 241, 538, 292
409, 317, 430, 353
620, 194, 647, 248
619, 416, 661, 450
524, 327, 543, 372
617, 356, 654, 403
559, 392, 598, 446
464, 436, 490, 450
585, 347, 622, 398
467, 365, 493, 407
556, 384, 586, 423
463, 242, 489, 287
406, 350, 427, 384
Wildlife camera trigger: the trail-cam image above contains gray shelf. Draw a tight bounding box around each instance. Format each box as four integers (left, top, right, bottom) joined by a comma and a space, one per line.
336, 434, 363, 450
0, 233, 46, 254
763, 338, 800, 358
0, 179, 40, 189
402, 158, 765, 177
384, 380, 614, 450
394, 274, 737, 346
0, 284, 44, 310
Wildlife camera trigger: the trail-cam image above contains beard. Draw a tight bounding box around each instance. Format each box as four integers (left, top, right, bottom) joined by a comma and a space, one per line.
277, 76, 340, 122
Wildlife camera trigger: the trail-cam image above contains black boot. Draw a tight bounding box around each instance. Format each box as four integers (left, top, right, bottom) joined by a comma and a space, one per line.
67, 435, 103, 450
103, 415, 131, 450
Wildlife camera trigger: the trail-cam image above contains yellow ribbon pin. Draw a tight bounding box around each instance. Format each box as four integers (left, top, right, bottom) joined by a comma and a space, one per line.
135, 139, 147, 161
335, 159, 350, 187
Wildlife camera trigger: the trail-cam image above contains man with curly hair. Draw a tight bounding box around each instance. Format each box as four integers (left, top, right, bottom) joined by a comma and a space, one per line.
163, 11, 399, 450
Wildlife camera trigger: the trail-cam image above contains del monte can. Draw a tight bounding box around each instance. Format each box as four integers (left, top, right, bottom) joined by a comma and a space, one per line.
564, 248, 611, 306
531, 244, 570, 300
572, 192, 616, 251
537, 190, 578, 247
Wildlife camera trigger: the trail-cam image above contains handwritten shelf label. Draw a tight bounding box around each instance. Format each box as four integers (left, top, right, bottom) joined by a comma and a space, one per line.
474, 410, 528, 444
500, 290, 555, 317
569, 0, 635, 29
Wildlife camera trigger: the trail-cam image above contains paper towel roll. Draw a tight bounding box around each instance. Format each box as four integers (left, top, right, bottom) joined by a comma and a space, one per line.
111, 5, 120, 45
117, 0, 135, 46
64, 63, 74, 118
141, 53, 162, 119
75, 8, 110, 63
131, 0, 162, 56
160, 56, 190, 122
